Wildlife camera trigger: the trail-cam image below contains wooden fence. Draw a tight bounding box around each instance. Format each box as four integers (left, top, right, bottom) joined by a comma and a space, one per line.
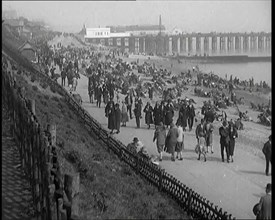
2, 57, 80, 220
2, 51, 235, 220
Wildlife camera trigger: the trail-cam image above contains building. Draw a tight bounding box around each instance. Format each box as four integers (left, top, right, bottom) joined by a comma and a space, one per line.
18, 41, 37, 62
107, 25, 166, 36
84, 27, 131, 50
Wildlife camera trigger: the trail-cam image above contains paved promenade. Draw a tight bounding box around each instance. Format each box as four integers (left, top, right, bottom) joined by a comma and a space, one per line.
58, 73, 271, 219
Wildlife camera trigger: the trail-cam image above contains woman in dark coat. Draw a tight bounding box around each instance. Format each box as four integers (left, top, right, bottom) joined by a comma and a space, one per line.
159, 101, 166, 125
105, 98, 116, 134
153, 101, 162, 127
133, 101, 142, 128
114, 103, 121, 134
164, 100, 174, 128
143, 102, 154, 129
178, 101, 188, 130
165, 122, 179, 161
228, 123, 238, 162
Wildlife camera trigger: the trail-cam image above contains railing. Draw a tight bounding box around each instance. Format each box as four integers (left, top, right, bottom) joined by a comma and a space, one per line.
2, 50, 235, 219
2, 56, 80, 220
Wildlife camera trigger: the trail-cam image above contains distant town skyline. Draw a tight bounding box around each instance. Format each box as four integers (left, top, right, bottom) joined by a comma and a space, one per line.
2, 1, 271, 33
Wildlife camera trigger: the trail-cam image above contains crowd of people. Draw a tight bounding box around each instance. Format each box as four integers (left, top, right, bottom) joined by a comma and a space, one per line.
5, 31, 272, 219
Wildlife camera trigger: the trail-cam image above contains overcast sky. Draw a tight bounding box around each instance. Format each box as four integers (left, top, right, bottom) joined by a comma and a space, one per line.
2, 1, 271, 33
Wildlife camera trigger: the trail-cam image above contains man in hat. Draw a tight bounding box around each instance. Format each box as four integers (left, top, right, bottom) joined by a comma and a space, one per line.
262, 135, 272, 176
187, 99, 196, 131
125, 91, 133, 119
153, 122, 166, 161
195, 119, 207, 162
165, 122, 179, 161
219, 120, 230, 162
254, 183, 272, 219
126, 137, 139, 153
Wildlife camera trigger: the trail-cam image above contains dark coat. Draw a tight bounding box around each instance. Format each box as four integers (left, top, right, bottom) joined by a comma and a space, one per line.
228, 127, 238, 149
258, 194, 272, 220
134, 102, 142, 118
187, 104, 195, 118
153, 105, 162, 126
219, 126, 230, 145
165, 126, 179, 153
105, 101, 116, 130
114, 106, 121, 131
143, 104, 154, 125
164, 104, 174, 126
178, 105, 188, 127
153, 125, 166, 146
125, 94, 133, 106
262, 141, 272, 160
159, 104, 166, 123
196, 124, 205, 139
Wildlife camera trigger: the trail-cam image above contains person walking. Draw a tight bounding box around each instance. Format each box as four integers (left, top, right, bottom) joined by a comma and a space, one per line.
165, 122, 179, 161
133, 99, 142, 128
165, 100, 174, 128
204, 119, 214, 153
153, 122, 166, 161
178, 100, 188, 131
254, 183, 272, 220
175, 123, 184, 160
61, 68, 66, 87
153, 101, 162, 129
262, 135, 272, 176
143, 102, 154, 129
159, 101, 166, 125
96, 83, 103, 108
88, 77, 94, 103
228, 122, 238, 162
125, 91, 133, 119
195, 119, 207, 162
114, 103, 121, 134
121, 101, 129, 127
219, 120, 230, 162
187, 99, 196, 131
105, 97, 116, 134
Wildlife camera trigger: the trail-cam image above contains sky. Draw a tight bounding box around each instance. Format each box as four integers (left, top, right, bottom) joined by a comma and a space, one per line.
2, 1, 272, 33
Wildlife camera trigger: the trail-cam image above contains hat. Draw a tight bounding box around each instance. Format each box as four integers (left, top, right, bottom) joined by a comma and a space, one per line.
133, 137, 139, 143
266, 183, 272, 192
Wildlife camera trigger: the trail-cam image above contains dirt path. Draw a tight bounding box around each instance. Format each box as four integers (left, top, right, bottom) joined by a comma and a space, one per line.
56, 71, 272, 219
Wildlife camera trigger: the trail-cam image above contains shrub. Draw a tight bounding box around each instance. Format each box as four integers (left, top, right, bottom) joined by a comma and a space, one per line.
40, 81, 48, 89
30, 74, 36, 82
51, 96, 59, 102
50, 85, 56, 93
44, 95, 50, 100
32, 85, 38, 91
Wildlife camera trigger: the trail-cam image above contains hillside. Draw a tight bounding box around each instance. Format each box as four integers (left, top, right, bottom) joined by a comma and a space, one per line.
2, 24, 189, 219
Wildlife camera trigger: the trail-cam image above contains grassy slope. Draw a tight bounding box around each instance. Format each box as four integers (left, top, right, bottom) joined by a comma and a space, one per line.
2, 29, 189, 219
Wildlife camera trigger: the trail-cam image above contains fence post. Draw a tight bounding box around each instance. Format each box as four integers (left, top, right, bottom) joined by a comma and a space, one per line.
158, 169, 164, 192
64, 173, 80, 219
135, 155, 140, 174
31, 99, 36, 116
49, 184, 57, 220
58, 198, 67, 220
187, 188, 193, 217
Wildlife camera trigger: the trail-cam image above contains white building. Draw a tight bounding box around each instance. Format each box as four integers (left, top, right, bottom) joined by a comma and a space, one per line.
84, 27, 130, 40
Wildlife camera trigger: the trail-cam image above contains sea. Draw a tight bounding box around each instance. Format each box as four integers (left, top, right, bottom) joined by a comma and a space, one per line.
177, 61, 272, 86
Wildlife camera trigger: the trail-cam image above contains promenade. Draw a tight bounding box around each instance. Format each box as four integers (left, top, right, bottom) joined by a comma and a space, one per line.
57, 70, 271, 219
